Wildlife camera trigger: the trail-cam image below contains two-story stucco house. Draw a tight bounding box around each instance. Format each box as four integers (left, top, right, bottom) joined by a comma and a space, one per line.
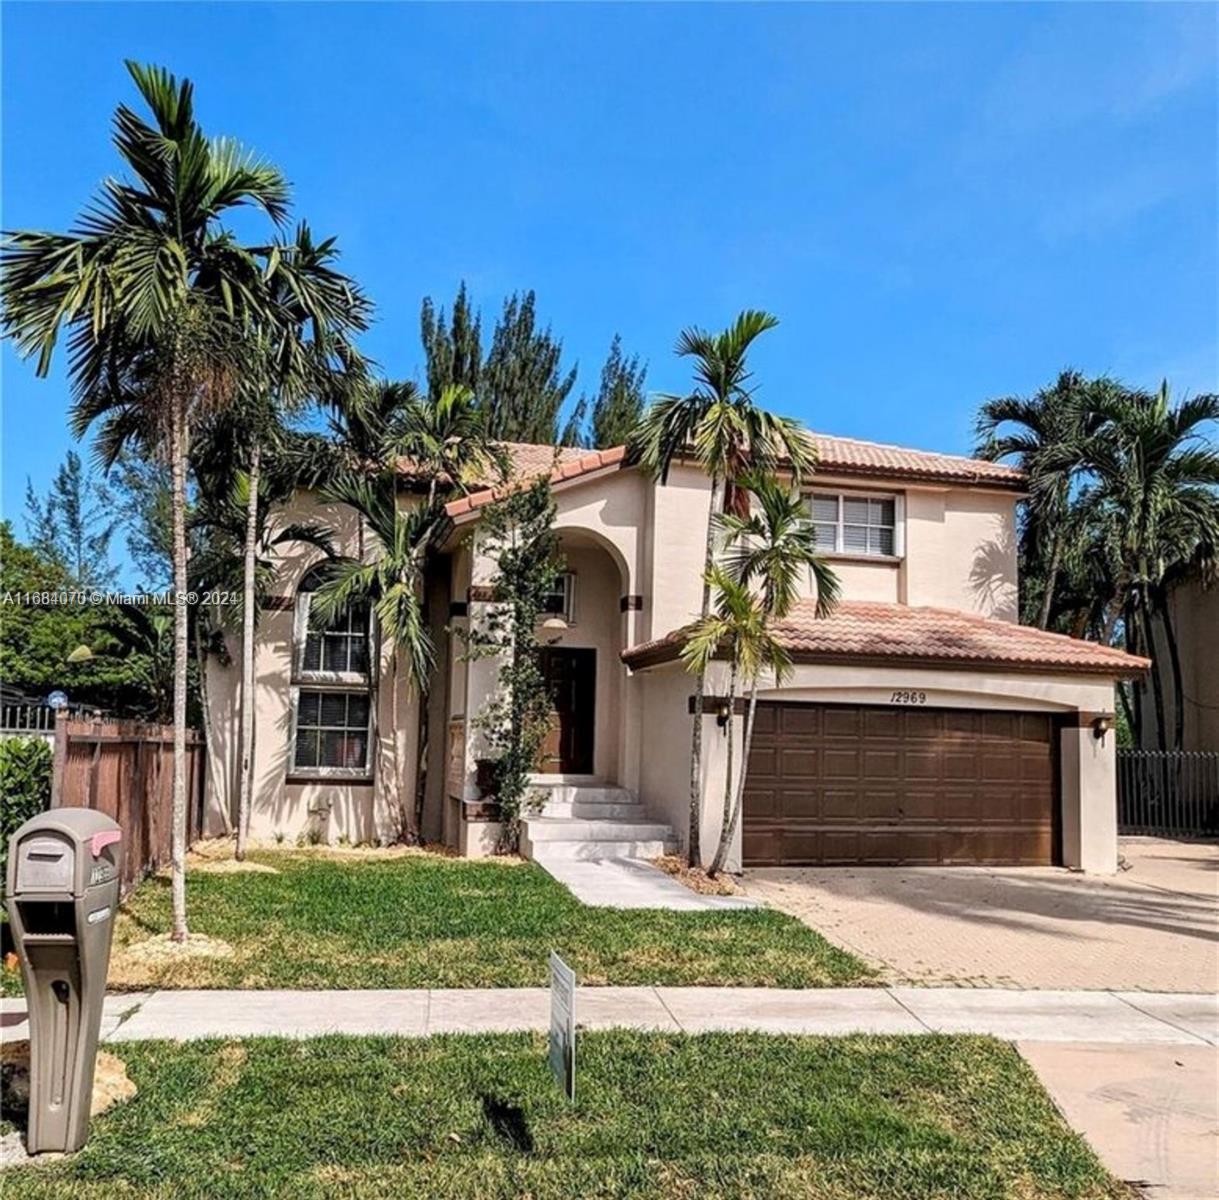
203, 432, 1147, 874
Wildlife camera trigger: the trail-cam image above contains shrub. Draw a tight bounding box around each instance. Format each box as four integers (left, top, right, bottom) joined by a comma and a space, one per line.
0, 736, 53, 871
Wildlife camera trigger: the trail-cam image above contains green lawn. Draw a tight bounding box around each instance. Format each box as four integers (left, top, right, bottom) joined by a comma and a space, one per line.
0, 1032, 1129, 1200
7, 849, 868, 991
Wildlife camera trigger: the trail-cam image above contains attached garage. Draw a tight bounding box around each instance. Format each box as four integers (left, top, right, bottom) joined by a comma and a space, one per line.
742, 702, 1058, 867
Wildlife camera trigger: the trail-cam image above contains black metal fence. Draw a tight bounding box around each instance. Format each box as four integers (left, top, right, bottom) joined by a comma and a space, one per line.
1117, 750, 1219, 837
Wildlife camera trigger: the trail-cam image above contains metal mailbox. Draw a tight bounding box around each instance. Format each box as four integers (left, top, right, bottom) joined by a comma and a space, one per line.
5, 808, 123, 1153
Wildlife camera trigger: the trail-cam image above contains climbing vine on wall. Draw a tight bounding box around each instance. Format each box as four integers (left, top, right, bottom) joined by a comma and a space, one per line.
464, 473, 563, 849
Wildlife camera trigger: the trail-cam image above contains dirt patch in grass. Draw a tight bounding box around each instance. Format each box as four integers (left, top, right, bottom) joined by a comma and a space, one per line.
177, 1042, 247, 1129
653, 855, 744, 896
109, 933, 235, 989
193, 860, 280, 875
2, 1042, 136, 1124
277, 843, 523, 864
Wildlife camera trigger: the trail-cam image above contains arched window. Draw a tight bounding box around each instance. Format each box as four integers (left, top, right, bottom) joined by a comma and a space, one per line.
290, 565, 373, 778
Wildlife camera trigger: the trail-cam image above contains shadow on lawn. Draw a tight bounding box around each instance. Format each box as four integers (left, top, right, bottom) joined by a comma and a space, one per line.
480, 1093, 534, 1154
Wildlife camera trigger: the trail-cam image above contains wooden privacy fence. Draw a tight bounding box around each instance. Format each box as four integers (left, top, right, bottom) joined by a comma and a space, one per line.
1117, 750, 1219, 838
51, 718, 206, 896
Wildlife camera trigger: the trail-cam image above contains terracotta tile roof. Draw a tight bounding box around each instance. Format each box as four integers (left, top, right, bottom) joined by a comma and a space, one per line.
444, 445, 627, 520
409, 428, 1023, 517
809, 434, 1024, 488
622, 600, 1149, 677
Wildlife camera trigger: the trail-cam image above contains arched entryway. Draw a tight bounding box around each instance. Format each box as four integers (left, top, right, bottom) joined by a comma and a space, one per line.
535, 529, 629, 783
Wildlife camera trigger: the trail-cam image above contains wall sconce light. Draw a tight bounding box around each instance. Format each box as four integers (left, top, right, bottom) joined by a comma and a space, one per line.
716, 700, 732, 728
1091, 714, 1113, 742
541, 616, 568, 631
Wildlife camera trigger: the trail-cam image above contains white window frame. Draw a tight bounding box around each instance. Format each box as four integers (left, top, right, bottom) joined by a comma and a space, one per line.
288, 685, 375, 780
540, 571, 576, 624
289, 569, 377, 779
808, 489, 905, 559
293, 589, 374, 686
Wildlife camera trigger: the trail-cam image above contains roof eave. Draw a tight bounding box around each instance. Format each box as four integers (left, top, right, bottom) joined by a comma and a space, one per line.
621, 642, 1149, 679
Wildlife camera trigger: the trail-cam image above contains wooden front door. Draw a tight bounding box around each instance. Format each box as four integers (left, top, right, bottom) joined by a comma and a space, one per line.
538, 648, 596, 774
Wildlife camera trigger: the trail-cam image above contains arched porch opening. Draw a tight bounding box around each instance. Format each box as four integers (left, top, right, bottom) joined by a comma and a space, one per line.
535, 528, 630, 784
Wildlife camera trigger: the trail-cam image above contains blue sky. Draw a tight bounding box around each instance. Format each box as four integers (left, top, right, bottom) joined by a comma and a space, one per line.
3, 2, 1216, 579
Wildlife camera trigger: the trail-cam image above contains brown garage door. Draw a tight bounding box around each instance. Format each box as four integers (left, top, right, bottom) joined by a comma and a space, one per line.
743, 703, 1058, 866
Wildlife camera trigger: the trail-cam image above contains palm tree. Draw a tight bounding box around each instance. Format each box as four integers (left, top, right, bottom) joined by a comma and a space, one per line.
392, 382, 501, 831
398, 383, 502, 507
191, 430, 337, 835
707, 473, 839, 875
975, 371, 1111, 629
1079, 383, 1219, 749
229, 227, 369, 859
1, 63, 288, 940
312, 468, 441, 842
629, 311, 813, 865
680, 568, 792, 878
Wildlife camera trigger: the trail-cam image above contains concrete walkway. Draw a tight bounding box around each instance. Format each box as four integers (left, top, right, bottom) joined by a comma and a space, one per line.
1021, 1041, 1218, 1200
3, 987, 1214, 1044
537, 854, 758, 910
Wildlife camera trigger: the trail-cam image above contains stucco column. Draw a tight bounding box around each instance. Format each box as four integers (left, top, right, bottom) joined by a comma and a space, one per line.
462, 537, 508, 800
1059, 721, 1118, 874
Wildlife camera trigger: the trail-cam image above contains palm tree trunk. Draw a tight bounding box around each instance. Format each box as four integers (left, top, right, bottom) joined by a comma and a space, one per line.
1156, 589, 1186, 751
1141, 599, 1168, 751
236, 438, 261, 860
169, 394, 190, 942
1115, 680, 1135, 746
711, 672, 758, 877
1037, 532, 1062, 630
687, 474, 723, 867
194, 617, 232, 837
391, 648, 415, 843
706, 658, 738, 878
1100, 586, 1127, 645
1126, 602, 1144, 746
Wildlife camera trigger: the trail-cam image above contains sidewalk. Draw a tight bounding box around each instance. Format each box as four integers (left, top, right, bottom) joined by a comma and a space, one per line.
3, 987, 1214, 1044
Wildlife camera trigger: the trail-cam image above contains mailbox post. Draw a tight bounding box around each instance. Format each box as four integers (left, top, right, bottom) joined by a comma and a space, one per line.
5, 808, 123, 1153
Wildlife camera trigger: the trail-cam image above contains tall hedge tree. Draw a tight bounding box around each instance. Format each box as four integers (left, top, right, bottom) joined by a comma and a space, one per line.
24, 450, 119, 588
589, 334, 648, 449
1, 62, 290, 940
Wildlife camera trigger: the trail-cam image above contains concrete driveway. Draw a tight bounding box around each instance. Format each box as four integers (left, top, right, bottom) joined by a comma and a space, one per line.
744, 838, 1218, 991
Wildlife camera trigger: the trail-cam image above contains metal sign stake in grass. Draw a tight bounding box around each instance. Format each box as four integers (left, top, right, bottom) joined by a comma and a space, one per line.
548, 951, 576, 1102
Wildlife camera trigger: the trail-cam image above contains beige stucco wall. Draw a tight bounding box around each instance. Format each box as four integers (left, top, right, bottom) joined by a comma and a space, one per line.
1140, 576, 1219, 751
796, 475, 1019, 619
634, 466, 1020, 629
1060, 726, 1117, 873
203, 490, 423, 846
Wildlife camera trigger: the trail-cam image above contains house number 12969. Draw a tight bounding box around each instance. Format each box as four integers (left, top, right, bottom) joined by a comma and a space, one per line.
889, 690, 927, 705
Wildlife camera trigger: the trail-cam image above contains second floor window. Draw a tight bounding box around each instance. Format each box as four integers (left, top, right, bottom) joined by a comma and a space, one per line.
540, 572, 575, 622
810, 492, 899, 557
291, 564, 374, 778
295, 566, 371, 682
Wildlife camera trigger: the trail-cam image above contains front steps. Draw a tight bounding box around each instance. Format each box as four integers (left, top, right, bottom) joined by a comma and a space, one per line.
520, 783, 676, 862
